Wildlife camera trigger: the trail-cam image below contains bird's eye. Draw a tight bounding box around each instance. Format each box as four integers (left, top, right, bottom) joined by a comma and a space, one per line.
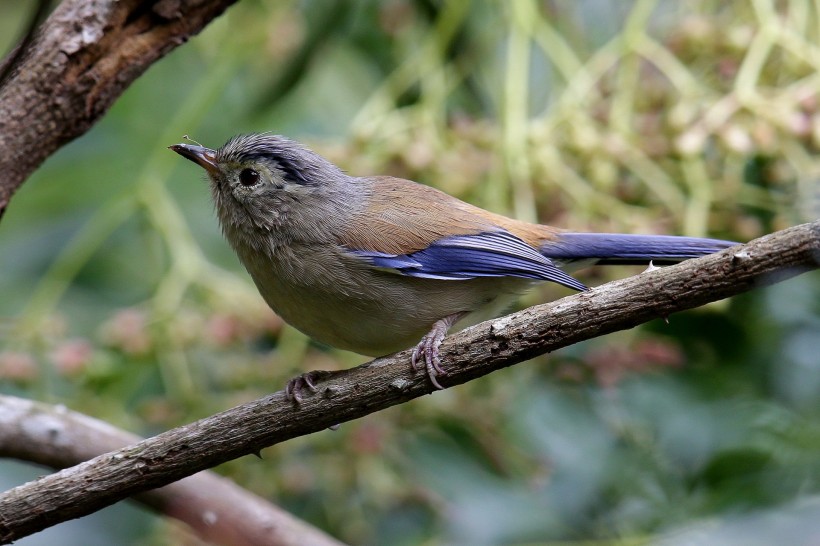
239, 168, 260, 187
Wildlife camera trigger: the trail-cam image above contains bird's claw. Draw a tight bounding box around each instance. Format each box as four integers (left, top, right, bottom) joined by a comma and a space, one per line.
411, 312, 466, 390
285, 370, 334, 403
412, 331, 446, 390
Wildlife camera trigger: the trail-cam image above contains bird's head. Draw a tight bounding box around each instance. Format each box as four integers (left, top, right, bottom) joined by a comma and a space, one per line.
170, 133, 350, 241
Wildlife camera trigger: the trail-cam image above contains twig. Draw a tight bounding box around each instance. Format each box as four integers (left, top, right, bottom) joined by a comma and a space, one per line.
0, 0, 238, 219
0, 220, 817, 543
0, 396, 345, 546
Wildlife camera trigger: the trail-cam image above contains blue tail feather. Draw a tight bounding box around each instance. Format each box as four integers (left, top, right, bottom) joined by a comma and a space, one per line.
543, 233, 738, 265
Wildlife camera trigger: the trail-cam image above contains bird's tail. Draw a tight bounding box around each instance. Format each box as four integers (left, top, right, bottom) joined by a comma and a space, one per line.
541, 232, 738, 266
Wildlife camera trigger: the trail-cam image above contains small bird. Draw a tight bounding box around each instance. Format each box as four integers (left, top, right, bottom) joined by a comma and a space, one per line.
170, 134, 736, 395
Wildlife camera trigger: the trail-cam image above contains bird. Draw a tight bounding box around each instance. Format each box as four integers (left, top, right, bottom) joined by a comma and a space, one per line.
170, 133, 737, 397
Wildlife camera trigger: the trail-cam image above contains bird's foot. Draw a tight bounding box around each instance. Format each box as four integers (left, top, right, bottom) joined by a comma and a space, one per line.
285, 369, 336, 403
411, 312, 467, 390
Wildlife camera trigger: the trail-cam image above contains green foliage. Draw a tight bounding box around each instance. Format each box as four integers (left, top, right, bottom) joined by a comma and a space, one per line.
1, 0, 819, 544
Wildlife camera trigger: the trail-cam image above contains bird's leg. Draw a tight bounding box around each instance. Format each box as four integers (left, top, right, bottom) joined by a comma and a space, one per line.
411, 312, 468, 390
285, 369, 337, 403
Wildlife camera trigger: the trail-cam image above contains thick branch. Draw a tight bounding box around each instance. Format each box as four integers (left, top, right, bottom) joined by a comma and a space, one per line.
0, 221, 818, 542
0, 396, 345, 546
0, 0, 237, 218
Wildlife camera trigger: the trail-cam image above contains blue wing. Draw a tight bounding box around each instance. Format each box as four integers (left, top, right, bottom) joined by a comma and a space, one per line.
350, 230, 588, 292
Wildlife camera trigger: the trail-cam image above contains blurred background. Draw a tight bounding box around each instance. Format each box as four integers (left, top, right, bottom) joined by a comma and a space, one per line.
1, 0, 819, 544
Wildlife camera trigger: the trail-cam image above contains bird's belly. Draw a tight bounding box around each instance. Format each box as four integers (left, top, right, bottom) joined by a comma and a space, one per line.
238, 244, 533, 357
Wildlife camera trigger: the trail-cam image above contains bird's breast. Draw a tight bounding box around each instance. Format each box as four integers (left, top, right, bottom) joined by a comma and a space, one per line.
229, 238, 532, 357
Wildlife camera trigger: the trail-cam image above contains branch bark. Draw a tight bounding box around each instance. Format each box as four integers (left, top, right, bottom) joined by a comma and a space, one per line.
0, 396, 345, 546
0, 0, 238, 218
0, 220, 817, 542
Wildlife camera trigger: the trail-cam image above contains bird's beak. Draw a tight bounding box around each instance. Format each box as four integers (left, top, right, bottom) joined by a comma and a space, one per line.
169, 143, 220, 176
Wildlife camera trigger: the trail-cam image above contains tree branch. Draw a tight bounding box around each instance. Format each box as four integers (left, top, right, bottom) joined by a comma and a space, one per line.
0, 0, 238, 219
0, 395, 345, 546
0, 221, 817, 542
